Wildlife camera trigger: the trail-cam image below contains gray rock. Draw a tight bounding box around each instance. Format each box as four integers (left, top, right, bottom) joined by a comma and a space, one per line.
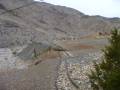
0, 0, 119, 47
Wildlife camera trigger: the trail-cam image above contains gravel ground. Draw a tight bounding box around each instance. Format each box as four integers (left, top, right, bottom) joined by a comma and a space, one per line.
56, 52, 103, 90
0, 58, 60, 90
0, 38, 107, 90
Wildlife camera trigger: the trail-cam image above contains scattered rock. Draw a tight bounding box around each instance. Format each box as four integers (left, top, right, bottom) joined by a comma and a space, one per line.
57, 52, 102, 90
0, 48, 28, 72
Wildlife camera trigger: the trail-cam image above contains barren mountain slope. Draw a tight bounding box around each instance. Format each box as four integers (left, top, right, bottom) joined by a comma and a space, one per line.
0, 0, 120, 47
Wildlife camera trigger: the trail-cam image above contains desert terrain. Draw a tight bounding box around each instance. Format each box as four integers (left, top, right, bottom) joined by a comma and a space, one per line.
0, 0, 119, 90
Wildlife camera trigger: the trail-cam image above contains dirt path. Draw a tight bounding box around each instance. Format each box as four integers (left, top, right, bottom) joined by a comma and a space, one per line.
0, 58, 60, 90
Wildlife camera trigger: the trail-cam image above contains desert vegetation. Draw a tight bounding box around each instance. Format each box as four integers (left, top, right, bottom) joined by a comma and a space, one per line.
88, 28, 120, 90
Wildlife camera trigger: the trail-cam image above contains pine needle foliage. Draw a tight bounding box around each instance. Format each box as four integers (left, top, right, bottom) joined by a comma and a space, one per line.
88, 28, 120, 90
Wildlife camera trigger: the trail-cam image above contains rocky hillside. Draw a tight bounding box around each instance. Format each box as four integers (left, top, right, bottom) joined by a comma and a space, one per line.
0, 0, 120, 47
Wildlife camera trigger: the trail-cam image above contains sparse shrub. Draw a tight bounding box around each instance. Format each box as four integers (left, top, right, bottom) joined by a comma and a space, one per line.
33, 48, 38, 58
12, 51, 17, 55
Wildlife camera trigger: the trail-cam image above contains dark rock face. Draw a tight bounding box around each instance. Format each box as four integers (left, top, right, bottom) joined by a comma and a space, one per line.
0, 0, 120, 47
